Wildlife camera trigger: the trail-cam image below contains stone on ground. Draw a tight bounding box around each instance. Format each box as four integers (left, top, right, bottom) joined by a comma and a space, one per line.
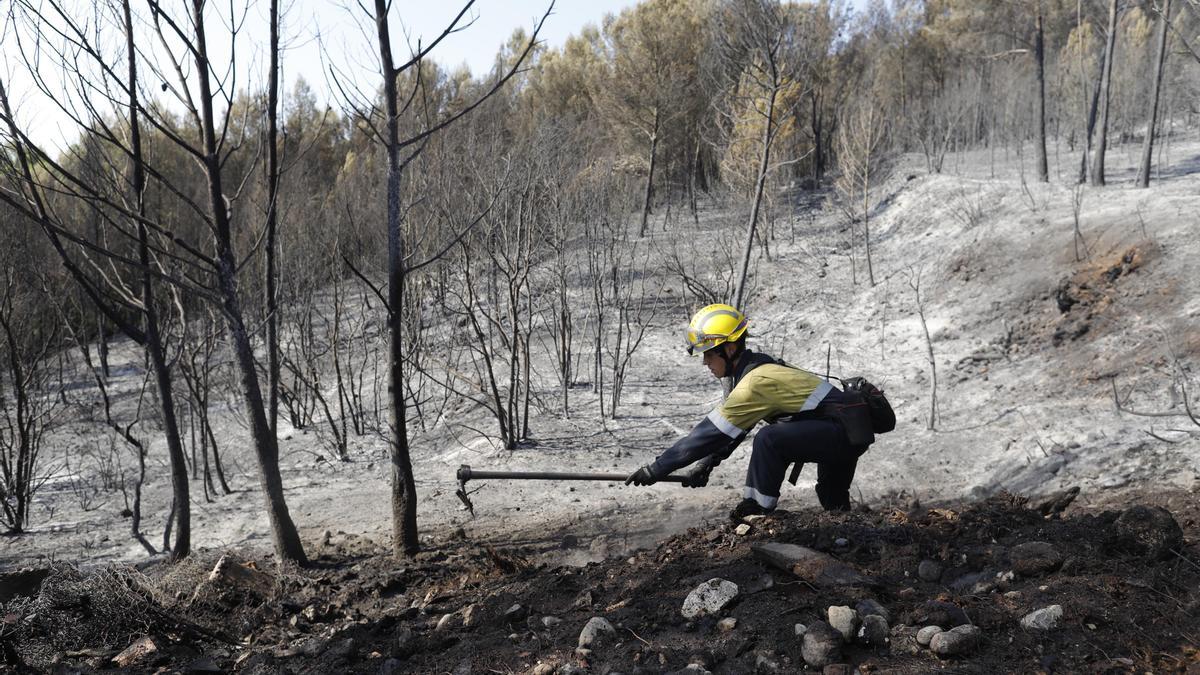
682, 578, 739, 619
856, 598, 890, 622
1115, 506, 1183, 560
1010, 541, 1065, 576
929, 624, 981, 657
858, 614, 890, 646
916, 625, 944, 646
801, 621, 843, 668
1020, 605, 1064, 631
577, 617, 616, 649
827, 606, 859, 642
751, 542, 874, 587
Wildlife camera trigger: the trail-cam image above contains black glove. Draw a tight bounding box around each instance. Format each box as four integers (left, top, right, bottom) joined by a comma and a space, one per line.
681, 462, 713, 488
625, 465, 658, 486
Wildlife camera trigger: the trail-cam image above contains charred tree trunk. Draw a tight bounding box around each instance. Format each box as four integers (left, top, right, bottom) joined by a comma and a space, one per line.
733, 83, 778, 309
638, 108, 661, 238
375, 0, 419, 557
1091, 0, 1120, 187
192, 0, 306, 565
124, 0, 190, 560
1138, 0, 1172, 188
266, 0, 281, 435
1034, 12, 1049, 183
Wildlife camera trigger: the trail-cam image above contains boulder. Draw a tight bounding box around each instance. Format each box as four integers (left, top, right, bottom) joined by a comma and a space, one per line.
752, 543, 874, 587
682, 579, 739, 619
826, 606, 859, 643
929, 624, 981, 657
801, 621, 843, 669
1020, 605, 1063, 631
1115, 506, 1183, 560
1010, 542, 1064, 576
577, 617, 616, 649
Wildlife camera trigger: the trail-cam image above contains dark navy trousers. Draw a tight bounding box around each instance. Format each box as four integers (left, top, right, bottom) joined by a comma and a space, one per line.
744, 417, 867, 511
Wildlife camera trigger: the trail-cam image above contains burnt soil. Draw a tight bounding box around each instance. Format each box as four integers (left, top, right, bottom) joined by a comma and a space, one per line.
5, 489, 1200, 674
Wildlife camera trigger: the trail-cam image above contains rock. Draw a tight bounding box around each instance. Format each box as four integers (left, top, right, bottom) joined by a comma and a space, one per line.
717, 617, 738, 632
462, 604, 481, 628
558, 665, 587, 675
916, 625, 943, 646
834, 538, 849, 548
801, 621, 843, 668
855, 599, 890, 622
577, 617, 616, 649
113, 636, 158, 668
735, 524, 752, 536
1115, 506, 1183, 560
682, 578, 739, 619
929, 624, 981, 657
752, 542, 874, 587
436, 612, 462, 631
909, 600, 970, 628
917, 559, 943, 582
505, 604, 527, 622
1020, 605, 1063, 631
794, 623, 807, 638
1010, 542, 1064, 576
542, 615, 562, 628
531, 664, 556, 675
858, 614, 889, 647
826, 606, 859, 643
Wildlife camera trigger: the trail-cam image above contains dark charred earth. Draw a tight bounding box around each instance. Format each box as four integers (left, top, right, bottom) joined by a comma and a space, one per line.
4, 489, 1200, 674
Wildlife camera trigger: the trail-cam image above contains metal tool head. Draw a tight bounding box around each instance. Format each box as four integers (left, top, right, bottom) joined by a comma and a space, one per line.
456, 464, 475, 518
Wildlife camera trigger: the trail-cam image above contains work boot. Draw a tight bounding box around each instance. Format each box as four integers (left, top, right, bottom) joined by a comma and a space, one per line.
730, 498, 771, 521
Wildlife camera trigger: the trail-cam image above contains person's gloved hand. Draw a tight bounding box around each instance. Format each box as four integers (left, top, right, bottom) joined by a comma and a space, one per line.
625, 465, 658, 486
681, 462, 713, 488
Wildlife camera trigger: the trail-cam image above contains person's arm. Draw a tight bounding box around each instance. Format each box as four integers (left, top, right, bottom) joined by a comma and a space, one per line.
648, 410, 747, 477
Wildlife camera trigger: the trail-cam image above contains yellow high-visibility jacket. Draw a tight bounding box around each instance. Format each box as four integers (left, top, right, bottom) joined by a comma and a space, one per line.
649, 351, 833, 478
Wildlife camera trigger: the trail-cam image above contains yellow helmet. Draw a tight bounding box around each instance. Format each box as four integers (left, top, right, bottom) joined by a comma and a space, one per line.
685, 304, 749, 355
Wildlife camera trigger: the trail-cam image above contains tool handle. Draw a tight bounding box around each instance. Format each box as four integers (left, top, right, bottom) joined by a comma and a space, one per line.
456, 465, 686, 483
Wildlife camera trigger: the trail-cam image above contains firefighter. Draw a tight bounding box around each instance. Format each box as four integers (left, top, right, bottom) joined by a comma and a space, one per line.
625, 303, 871, 518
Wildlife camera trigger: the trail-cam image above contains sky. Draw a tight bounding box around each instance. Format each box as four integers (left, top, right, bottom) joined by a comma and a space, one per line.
2, 0, 870, 153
